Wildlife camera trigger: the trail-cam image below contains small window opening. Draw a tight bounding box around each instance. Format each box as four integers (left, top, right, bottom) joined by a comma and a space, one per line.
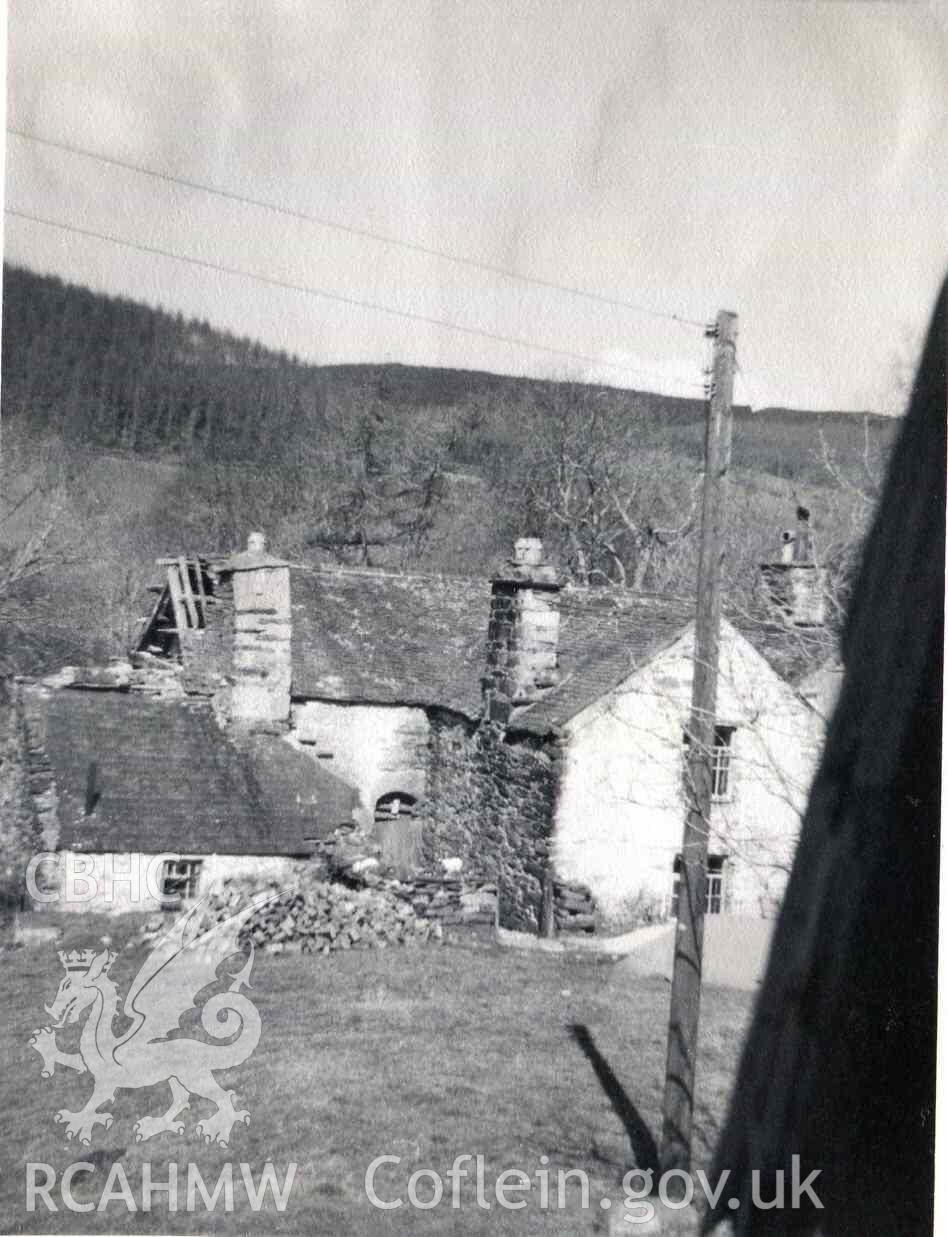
670, 854, 727, 917
683, 724, 736, 801
160, 857, 203, 904
374, 792, 417, 823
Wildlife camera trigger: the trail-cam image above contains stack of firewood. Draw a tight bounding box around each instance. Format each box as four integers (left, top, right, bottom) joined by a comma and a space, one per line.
554, 882, 596, 934
123, 870, 499, 956
204, 876, 442, 954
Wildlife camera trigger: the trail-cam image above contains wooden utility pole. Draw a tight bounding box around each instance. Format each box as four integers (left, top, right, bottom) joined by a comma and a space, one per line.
660, 309, 738, 1181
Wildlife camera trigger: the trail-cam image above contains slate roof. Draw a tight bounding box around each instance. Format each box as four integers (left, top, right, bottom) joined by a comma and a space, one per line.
290, 570, 491, 715
731, 618, 834, 686
22, 686, 357, 855
513, 590, 695, 733
286, 568, 826, 733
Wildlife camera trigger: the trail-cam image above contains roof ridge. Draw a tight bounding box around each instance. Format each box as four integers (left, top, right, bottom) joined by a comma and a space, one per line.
294, 563, 697, 604
293, 564, 487, 586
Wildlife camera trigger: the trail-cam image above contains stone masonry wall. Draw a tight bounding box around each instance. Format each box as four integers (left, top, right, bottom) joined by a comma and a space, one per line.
418, 711, 560, 932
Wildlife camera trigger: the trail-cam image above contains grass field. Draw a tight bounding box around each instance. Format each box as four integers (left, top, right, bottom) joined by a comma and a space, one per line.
0, 919, 752, 1234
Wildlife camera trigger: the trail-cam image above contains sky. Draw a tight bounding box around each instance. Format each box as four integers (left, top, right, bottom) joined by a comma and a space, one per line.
3, 1, 946, 411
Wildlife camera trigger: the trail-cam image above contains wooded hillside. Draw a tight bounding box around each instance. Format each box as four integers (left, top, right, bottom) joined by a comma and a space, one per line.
1, 264, 897, 674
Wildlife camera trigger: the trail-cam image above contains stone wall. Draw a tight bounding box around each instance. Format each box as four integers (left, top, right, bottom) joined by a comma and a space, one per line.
418, 711, 561, 932
403, 876, 497, 928
327, 869, 498, 930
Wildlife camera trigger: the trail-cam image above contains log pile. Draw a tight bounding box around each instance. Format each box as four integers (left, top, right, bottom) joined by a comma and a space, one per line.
125, 873, 500, 956
554, 882, 596, 934
206, 876, 441, 953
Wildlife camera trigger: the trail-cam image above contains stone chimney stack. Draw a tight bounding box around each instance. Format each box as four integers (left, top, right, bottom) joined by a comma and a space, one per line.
484, 537, 561, 723
761, 508, 827, 626
220, 532, 292, 727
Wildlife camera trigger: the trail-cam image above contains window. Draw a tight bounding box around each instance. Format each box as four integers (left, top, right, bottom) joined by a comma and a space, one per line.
705, 855, 725, 914
374, 793, 417, 823
683, 724, 736, 802
670, 854, 727, 917
160, 857, 203, 904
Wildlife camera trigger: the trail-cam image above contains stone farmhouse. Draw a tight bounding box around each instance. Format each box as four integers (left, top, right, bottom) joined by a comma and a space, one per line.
16, 525, 830, 931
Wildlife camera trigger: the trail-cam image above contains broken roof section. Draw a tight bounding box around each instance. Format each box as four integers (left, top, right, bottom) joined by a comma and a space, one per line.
21, 685, 357, 855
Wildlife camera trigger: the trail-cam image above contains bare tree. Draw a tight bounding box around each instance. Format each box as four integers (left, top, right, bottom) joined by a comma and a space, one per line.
502, 381, 702, 589
811, 415, 893, 625
0, 679, 41, 930
0, 435, 70, 597
305, 406, 447, 567
0, 429, 87, 673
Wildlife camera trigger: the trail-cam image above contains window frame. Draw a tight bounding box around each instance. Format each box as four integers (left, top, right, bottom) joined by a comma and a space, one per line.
670, 853, 728, 917
705, 855, 725, 914
682, 723, 737, 803
160, 856, 203, 905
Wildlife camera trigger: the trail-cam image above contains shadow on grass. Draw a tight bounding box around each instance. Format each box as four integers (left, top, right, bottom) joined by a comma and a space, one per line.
569, 1023, 660, 1176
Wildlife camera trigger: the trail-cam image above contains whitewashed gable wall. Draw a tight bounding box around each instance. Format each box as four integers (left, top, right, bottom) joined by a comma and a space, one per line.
552, 622, 821, 919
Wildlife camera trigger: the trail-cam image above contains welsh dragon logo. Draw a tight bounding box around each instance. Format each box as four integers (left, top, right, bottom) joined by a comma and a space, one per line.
29, 896, 278, 1148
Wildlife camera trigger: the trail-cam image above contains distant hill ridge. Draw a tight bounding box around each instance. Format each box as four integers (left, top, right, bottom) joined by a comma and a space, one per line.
2, 264, 886, 460
316, 361, 882, 427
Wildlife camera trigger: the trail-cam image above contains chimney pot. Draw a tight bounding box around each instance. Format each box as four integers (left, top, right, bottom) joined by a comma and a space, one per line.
513, 537, 544, 567
247, 531, 267, 554
794, 510, 813, 563
761, 512, 825, 626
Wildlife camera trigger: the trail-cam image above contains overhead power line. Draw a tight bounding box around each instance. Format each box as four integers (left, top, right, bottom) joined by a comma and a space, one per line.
8, 127, 706, 330
5, 206, 706, 392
